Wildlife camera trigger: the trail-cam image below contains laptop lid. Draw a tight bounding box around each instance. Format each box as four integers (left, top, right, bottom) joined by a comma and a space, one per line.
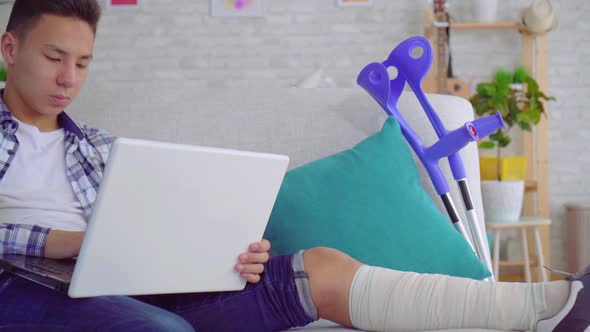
68, 138, 289, 298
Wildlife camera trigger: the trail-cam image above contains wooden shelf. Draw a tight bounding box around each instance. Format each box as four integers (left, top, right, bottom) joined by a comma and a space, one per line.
499, 258, 538, 267
500, 271, 568, 283
525, 180, 538, 191
486, 216, 551, 229
450, 22, 523, 31
424, 10, 552, 278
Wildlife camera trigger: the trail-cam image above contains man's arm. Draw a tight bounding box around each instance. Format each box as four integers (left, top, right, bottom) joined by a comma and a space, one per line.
0, 223, 51, 257
44, 230, 85, 259
1, 223, 83, 259
3, 221, 268, 277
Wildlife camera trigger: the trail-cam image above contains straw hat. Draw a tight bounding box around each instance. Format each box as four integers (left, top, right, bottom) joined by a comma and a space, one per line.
518, 0, 559, 34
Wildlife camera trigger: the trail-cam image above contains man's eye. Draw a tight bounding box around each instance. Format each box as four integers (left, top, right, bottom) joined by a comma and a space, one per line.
45, 55, 61, 62
76, 63, 88, 69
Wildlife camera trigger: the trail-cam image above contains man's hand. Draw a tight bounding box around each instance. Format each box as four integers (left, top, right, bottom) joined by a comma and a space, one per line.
235, 239, 271, 284
44, 230, 85, 259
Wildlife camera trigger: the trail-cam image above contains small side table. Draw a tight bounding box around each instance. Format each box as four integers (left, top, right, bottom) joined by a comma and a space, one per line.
486, 217, 551, 282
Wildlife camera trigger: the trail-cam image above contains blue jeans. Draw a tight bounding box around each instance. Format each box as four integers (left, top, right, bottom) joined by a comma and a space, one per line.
0, 253, 317, 331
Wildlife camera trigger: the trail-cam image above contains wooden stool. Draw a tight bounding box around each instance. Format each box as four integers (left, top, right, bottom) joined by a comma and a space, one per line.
486, 217, 551, 282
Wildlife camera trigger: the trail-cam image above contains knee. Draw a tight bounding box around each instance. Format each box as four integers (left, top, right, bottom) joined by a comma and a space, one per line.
146, 312, 195, 332
80, 296, 195, 332
127, 310, 195, 332
302, 247, 363, 311
303, 247, 357, 272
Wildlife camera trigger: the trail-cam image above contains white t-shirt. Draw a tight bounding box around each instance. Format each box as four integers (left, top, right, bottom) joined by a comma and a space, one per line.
0, 118, 87, 231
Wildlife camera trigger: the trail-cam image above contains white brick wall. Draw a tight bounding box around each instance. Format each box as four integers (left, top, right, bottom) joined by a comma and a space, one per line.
544, 0, 590, 270
1, 0, 588, 270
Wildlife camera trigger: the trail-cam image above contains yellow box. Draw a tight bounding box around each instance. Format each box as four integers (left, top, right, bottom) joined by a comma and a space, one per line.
479, 156, 527, 181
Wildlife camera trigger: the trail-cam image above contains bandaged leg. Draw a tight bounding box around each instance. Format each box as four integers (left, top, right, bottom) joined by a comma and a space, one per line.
349, 265, 570, 332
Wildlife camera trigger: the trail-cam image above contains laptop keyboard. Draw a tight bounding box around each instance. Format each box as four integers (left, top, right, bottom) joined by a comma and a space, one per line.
25, 260, 74, 276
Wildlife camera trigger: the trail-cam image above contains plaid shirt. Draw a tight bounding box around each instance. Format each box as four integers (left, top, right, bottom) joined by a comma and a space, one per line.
0, 90, 116, 258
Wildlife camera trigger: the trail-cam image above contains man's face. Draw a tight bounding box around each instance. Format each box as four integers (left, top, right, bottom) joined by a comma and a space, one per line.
1, 14, 95, 118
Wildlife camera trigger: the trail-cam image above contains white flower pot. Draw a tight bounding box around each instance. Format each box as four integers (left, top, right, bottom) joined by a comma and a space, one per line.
481, 180, 525, 223
473, 0, 498, 22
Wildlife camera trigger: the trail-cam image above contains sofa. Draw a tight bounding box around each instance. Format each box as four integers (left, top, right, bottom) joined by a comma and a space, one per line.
73, 85, 511, 332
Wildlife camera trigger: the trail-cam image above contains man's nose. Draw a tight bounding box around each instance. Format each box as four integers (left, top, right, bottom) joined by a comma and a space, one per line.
56, 63, 76, 88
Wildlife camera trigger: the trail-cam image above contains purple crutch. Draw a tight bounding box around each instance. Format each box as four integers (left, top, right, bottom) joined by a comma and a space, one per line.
357, 36, 505, 279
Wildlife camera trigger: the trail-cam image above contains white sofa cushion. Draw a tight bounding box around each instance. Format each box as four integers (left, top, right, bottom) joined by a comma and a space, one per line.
293, 319, 507, 332
74, 86, 485, 231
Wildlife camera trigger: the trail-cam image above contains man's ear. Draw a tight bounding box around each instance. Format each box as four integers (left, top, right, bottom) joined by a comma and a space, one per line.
1, 32, 18, 65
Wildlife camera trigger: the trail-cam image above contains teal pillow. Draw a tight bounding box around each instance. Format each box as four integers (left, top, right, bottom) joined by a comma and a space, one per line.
264, 117, 491, 280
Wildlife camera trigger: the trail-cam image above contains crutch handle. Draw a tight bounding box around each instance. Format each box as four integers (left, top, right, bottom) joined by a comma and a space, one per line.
424, 113, 505, 195
448, 112, 505, 181
423, 122, 478, 195
427, 122, 479, 161
428, 112, 506, 171
471, 111, 506, 137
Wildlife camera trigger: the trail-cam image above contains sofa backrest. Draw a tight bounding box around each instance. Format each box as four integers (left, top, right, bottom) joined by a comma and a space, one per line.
72, 86, 485, 233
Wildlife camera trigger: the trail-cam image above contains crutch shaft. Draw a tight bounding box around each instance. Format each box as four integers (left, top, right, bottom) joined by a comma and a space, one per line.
441, 193, 476, 253
458, 179, 495, 280
465, 208, 495, 280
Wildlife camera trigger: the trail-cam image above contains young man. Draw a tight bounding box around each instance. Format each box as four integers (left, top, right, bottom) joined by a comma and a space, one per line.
0, 1, 588, 331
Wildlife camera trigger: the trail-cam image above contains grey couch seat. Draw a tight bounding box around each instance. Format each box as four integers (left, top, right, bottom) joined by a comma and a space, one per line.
293, 319, 508, 332
73, 86, 523, 332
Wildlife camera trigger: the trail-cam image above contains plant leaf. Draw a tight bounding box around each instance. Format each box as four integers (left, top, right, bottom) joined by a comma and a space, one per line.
495, 70, 513, 84
479, 141, 495, 149
513, 66, 529, 83
470, 67, 555, 153
476, 83, 495, 97
526, 77, 540, 95
529, 96, 538, 110
518, 122, 532, 131
530, 108, 541, 123
498, 136, 511, 148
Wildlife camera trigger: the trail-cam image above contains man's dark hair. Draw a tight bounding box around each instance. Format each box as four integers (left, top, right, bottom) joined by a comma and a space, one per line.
6, 0, 102, 38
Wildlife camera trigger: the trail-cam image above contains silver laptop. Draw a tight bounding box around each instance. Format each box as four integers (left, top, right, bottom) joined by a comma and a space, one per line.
0, 138, 289, 298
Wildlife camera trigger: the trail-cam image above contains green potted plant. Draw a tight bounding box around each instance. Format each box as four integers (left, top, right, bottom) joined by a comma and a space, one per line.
0, 65, 7, 88
469, 66, 555, 222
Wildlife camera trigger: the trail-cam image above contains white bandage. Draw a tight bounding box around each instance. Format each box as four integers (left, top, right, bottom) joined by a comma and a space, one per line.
349, 265, 545, 332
